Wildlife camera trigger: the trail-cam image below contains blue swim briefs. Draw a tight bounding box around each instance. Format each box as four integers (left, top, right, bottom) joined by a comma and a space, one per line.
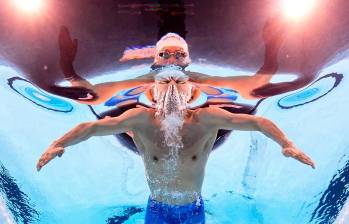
144, 196, 205, 224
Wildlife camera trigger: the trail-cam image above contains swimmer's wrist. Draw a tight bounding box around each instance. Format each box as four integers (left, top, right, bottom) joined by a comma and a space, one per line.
281, 140, 294, 149
51, 140, 65, 148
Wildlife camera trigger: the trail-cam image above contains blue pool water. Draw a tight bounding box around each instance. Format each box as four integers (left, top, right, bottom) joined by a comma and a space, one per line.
0, 60, 349, 223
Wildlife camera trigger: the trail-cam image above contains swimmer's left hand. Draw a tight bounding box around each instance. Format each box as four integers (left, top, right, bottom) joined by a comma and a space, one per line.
282, 145, 315, 169
36, 145, 65, 172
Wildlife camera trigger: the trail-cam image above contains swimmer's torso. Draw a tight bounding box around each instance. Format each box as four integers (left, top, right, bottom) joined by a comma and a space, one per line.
131, 108, 218, 205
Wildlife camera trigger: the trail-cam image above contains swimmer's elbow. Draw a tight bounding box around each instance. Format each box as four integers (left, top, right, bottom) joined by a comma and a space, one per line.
252, 116, 267, 131
77, 122, 97, 137
255, 116, 278, 133
90, 118, 126, 136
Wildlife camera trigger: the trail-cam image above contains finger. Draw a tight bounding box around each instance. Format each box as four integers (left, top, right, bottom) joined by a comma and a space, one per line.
60, 25, 69, 34
301, 154, 313, 165
59, 26, 71, 44
73, 39, 78, 48
37, 154, 52, 170
38, 157, 48, 168
57, 150, 64, 157
292, 152, 306, 162
305, 157, 316, 169
36, 162, 42, 171
36, 158, 46, 171
73, 39, 78, 57
309, 161, 315, 169
36, 159, 46, 171
297, 154, 315, 169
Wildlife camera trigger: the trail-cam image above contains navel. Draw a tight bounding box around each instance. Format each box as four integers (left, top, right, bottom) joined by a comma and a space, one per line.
153, 156, 159, 162
192, 155, 197, 161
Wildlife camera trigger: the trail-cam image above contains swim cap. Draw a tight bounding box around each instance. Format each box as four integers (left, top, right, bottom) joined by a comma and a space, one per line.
156, 33, 189, 53
119, 33, 189, 62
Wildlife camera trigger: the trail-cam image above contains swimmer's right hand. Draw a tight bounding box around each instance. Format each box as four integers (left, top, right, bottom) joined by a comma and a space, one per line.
49, 86, 98, 101
36, 145, 65, 171
282, 145, 315, 169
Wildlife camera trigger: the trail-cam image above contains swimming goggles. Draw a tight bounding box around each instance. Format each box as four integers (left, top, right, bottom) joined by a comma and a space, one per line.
158, 51, 187, 59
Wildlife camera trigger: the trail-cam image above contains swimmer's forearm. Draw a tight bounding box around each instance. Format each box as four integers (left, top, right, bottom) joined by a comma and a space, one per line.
256, 117, 293, 148
68, 78, 153, 105
255, 44, 279, 75
51, 122, 95, 148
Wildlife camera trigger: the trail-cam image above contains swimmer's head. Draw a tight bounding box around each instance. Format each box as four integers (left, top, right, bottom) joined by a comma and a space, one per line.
152, 69, 193, 116
119, 32, 191, 67
154, 33, 191, 67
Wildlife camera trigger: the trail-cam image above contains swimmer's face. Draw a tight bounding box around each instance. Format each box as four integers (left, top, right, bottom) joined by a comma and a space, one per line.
156, 75, 188, 90
154, 46, 191, 67
153, 76, 193, 101
152, 74, 194, 115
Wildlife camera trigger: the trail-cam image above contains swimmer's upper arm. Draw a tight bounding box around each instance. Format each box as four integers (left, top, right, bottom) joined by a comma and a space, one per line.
91, 107, 147, 136
74, 74, 154, 105
200, 107, 261, 131
187, 71, 272, 99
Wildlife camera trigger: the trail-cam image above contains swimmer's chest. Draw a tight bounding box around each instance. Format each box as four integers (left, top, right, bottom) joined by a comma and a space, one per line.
134, 117, 217, 154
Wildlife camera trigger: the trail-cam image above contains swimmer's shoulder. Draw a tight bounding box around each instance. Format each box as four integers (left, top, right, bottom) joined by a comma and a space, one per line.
115, 106, 155, 127
194, 107, 220, 115
120, 106, 153, 119
193, 107, 214, 121
194, 107, 230, 123
133, 106, 157, 120
131, 106, 154, 115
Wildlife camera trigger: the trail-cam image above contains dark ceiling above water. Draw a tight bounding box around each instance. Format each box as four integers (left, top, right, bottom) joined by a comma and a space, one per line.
0, 0, 348, 91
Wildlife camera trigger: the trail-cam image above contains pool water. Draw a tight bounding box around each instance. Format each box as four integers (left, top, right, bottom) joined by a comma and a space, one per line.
0, 59, 349, 223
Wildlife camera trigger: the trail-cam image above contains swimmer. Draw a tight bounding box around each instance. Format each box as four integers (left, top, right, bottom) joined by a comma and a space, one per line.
37, 70, 315, 224
53, 16, 287, 104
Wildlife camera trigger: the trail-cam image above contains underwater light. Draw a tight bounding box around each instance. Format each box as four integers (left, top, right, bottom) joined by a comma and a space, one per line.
13, 0, 43, 13
281, 0, 316, 19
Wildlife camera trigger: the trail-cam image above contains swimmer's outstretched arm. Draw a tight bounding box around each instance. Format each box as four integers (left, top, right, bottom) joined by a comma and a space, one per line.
36, 108, 145, 171
202, 107, 315, 169
57, 26, 154, 105
63, 76, 154, 105
188, 16, 286, 99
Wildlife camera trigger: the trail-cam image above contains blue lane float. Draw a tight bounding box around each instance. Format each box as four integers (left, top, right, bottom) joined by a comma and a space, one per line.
7, 77, 74, 113
278, 73, 343, 109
